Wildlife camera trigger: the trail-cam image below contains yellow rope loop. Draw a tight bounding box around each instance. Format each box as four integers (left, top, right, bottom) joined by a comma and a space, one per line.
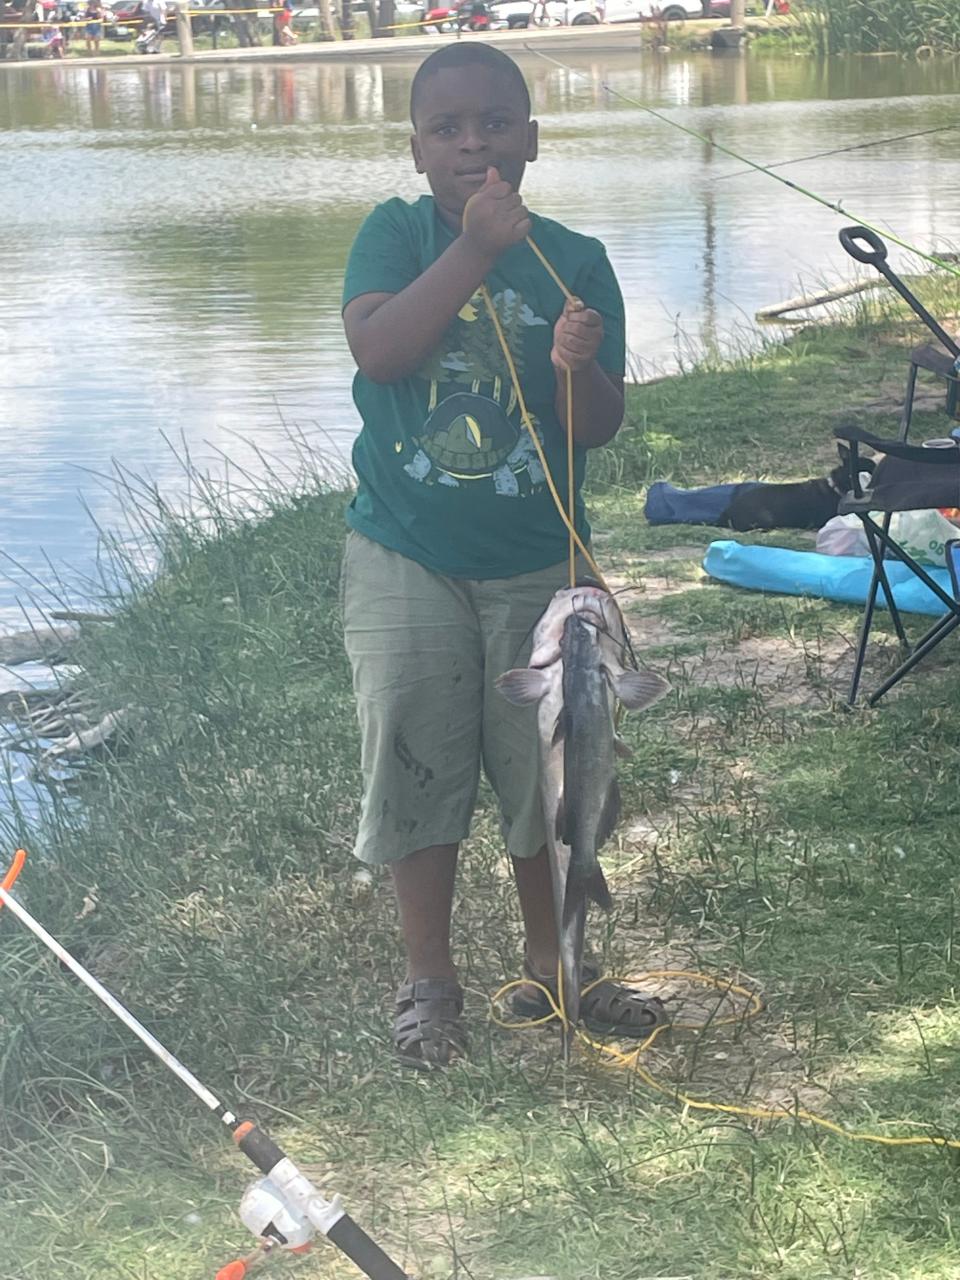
491, 967, 960, 1150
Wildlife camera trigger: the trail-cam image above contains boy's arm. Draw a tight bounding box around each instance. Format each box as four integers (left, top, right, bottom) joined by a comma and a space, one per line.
552, 301, 625, 448
344, 170, 530, 385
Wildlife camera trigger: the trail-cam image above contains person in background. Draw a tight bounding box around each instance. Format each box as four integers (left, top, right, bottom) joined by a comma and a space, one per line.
83, 0, 104, 52
141, 0, 165, 46
41, 17, 64, 51
274, 0, 296, 45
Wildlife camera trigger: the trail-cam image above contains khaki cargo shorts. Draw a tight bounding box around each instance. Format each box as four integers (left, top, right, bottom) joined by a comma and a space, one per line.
341, 530, 585, 866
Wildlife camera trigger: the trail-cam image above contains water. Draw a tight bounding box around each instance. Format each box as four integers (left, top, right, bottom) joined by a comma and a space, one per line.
2, 49, 960, 666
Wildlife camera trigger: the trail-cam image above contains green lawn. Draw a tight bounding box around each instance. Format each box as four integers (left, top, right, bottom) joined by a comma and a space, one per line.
2, 289, 960, 1280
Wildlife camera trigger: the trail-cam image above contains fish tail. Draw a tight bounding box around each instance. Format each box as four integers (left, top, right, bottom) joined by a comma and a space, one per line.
585, 867, 613, 912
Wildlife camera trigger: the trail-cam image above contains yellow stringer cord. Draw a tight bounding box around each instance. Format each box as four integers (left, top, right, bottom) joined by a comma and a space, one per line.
480, 231, 960, 1156
491, 973, 960, 1150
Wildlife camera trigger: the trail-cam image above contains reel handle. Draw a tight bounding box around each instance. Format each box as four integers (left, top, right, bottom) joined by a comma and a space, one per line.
839, 225, 889, 268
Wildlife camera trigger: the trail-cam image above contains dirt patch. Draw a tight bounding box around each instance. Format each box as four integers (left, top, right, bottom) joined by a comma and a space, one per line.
594, 916, 831, 1117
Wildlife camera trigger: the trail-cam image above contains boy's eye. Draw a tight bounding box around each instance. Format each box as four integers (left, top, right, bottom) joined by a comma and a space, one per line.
486, 118, 509, 131
434, 124, 458, 137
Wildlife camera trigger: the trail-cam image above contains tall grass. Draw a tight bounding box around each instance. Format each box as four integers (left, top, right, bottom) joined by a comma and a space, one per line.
802, 0, 960, 55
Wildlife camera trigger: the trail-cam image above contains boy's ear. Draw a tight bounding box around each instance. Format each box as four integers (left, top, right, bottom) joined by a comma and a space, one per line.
526, 119, 539, 164
410, 133, 424, 175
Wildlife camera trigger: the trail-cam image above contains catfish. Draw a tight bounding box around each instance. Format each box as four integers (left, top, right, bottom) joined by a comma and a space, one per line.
497, 588, 669, 1056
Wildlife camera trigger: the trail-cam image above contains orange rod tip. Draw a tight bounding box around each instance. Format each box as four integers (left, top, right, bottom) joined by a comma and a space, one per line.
215, 1262, 247, 1280
1, 849, 27, 894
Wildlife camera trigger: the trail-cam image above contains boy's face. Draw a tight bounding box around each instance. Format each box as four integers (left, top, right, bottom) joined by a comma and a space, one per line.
411, 65, 538, 225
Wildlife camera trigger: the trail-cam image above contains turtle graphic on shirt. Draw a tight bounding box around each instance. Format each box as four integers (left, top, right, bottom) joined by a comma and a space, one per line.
405, 288, 550, 494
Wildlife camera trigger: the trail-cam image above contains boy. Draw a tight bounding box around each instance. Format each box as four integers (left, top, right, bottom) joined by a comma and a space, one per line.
341, 43, 664, 1067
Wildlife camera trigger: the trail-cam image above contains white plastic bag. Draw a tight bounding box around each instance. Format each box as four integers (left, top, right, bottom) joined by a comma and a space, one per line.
816, 514, 870, 558
816, 509, 958, 566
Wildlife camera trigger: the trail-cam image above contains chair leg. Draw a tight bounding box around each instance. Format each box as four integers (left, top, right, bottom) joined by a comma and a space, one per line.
849, 514, 908, 704
867, 612, 960, 706
862, 514, 910, 649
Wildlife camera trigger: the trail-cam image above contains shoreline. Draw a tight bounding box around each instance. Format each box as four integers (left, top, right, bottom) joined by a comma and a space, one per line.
0, 14, 792, 70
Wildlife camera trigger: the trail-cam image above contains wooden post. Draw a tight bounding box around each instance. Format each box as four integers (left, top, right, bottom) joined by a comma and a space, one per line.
712, 0, 744, 47
174, 2, 194, 54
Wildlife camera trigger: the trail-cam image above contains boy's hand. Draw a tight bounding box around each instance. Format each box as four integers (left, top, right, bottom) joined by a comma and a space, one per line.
552, 297, 603, 372
462, 167, 532, 261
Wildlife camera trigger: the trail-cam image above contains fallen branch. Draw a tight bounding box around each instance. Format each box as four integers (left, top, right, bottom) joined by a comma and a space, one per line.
0, 624, 79, 667
41, 710, 126, 761
756, 278, 885, 321
50, 610, 115, 624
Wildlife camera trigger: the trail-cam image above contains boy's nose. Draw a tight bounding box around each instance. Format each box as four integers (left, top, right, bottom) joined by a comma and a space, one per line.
458, 125, 488, 152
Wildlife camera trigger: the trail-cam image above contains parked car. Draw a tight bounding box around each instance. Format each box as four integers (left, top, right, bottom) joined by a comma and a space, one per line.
566, 0, 728, 21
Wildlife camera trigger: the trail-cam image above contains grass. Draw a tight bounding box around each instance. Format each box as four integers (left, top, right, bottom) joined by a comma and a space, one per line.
802, 0, 960, 55
2, 283, 960, 1280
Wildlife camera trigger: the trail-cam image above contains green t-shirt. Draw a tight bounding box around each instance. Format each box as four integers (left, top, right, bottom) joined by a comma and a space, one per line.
342, 195, 625, 580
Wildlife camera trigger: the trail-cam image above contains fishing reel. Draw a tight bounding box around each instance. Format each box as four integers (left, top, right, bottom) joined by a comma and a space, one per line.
215, 1178, 318, 1279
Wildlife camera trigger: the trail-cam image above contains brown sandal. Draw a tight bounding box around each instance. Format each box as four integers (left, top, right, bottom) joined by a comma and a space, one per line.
394, 978, 468, 1069
511, 960, 668, 1038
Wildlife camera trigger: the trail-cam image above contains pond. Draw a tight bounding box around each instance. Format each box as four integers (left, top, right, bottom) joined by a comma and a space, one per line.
2, 48, 960, 678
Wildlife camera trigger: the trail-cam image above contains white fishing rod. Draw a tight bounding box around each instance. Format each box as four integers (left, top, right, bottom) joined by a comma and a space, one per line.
0, 849, 411, 1280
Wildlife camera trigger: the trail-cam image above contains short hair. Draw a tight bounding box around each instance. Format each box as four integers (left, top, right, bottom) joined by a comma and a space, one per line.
410, 44, 531, 124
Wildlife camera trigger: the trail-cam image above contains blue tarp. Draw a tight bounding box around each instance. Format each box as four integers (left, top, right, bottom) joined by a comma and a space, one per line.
703, 541, 955, 617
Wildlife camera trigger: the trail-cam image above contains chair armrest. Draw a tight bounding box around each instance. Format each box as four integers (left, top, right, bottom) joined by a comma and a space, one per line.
833, 424, 960, 464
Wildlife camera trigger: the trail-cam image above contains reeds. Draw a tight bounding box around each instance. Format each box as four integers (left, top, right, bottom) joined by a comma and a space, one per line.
802, 0, 960, 55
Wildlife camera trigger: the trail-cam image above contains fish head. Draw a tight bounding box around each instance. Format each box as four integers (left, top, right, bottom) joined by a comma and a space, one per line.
529, 584, 609, 667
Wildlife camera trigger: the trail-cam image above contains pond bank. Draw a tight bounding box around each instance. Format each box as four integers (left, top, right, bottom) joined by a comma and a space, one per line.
3, 287, 960, 1279
0, 13, 795, 69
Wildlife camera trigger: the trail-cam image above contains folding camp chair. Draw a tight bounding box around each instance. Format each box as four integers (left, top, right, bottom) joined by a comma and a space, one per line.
833, 425, 960, 704
833, 226, 960, 705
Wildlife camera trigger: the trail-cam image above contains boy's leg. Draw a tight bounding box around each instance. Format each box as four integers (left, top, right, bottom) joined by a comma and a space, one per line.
510, 846, 557, 978
391, 842, 459, 982
342, 532, 483, 1065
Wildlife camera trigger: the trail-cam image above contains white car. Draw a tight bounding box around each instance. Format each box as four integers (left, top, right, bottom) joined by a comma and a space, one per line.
573, 0, 709, 21
489, 0, 705, 24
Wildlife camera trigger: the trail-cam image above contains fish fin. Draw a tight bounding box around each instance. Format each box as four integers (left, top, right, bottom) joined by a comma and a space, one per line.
596, 778, 621, 850
613, 734, 633, 759
495, 668, 550, 705
552, 714, 566, 747
610, 669, 671, 711
555, 795, 566, 844
585, 867, 613, 912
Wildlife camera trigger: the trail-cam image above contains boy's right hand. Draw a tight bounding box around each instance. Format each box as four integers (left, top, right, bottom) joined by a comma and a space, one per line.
462, 167, 532, 261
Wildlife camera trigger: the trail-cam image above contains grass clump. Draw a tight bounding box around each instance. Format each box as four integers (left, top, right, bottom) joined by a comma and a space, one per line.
801, 0, 960, 55
2, 291, 960, 1279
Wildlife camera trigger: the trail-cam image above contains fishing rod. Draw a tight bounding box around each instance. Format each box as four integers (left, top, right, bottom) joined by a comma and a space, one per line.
0, 849, 411, 1280
715, 123, 960, 181
524, 45, 960, 280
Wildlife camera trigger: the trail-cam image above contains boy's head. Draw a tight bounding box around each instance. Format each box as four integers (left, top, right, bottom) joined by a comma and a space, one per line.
410, 45, 538, 222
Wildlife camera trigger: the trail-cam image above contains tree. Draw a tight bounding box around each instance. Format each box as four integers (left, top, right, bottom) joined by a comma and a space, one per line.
317, 0, 334, 37
340, 0, 354, 38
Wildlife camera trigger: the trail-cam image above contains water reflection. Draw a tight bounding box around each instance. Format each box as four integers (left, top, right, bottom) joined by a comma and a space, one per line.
1, 50, 960, 662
